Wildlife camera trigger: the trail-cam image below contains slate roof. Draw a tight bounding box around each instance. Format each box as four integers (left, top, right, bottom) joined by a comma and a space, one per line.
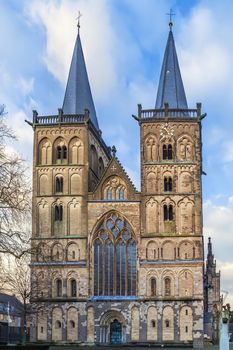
155, 29, 188, 109
0, 293, 23, 315
62, 32, 99, 130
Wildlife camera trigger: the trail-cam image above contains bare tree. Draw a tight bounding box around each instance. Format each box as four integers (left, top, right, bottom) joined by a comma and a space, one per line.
1, 254, 49, 343
0, 105, 31, 257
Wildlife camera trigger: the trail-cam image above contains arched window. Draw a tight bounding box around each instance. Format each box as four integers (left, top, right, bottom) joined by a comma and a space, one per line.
164, 177, 172, 192
164, 277, 171, 296
62, 146, 67, 159
168, 144, 173, 159
54, 205, 63, 221
165, 319, 170, 328
151, 278, 157, 296
103, 176, 127, 201
56, 145, 67, 162
70, 279, 77, 297
163, 144, 173, 160
56, 279, 62, 297
57, 146, 62, 160
55, 176, 63, 193
93, 212, 136, 296
163, 145, 167, 160
163, 205, 173, 221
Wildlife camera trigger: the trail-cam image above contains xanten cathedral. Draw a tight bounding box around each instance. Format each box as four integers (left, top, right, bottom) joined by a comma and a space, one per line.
28, 17, 220, 348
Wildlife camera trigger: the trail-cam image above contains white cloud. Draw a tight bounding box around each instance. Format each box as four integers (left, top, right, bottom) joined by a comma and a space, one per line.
26, 0, 119, 102
204, 199, 233, 304
17, 77, 34, 96
178, 5, 233, 104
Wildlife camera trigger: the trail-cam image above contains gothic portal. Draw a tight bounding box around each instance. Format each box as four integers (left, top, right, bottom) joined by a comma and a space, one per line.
29, 20, 205, 348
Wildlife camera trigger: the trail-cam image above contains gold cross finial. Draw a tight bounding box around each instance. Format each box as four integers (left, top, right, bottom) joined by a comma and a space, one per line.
166, 9, 175, 30
76, 11, 82, 33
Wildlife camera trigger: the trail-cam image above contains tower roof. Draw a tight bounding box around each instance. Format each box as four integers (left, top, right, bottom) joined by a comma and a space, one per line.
62, 31, 99, 130
155, 29, 188, 109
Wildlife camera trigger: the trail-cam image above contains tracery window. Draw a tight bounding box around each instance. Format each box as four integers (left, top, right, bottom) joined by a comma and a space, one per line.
55, 176, 63, 193
93, 212, 136, 296
163, 205, 173, 221
164, 177, 172, 192
103, 176, 127, 201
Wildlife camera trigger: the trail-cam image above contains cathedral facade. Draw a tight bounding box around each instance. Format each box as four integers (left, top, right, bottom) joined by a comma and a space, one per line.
29, 23, 205, 348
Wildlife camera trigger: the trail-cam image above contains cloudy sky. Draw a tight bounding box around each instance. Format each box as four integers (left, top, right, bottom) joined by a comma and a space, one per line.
1, 0, 233, 304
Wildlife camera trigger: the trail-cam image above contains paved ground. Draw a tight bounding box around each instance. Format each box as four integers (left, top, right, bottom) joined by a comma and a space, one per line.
1, 344, 233, 349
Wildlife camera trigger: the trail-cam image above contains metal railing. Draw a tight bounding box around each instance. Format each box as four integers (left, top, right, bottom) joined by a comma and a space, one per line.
32, 108, 90, 125
137, 103, 202, 120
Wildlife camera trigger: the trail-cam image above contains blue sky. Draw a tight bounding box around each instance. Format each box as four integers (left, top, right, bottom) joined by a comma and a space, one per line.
1, 0, 233, 302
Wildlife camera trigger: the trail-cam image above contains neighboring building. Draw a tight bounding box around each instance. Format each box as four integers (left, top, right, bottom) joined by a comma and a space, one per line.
29, 21, 205, 348
0, 293, 22, 343
204, 237, 221, 342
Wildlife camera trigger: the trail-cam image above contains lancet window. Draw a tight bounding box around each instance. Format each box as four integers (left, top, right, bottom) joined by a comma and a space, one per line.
151, 278, 157, 296
93, 212, 136, 296
163, 144, 173, 160
163, 205, 173, 221
164, 177, 172, 192
54, 205, 63, 221
56, 279, 62, 297
70, 279, 77, 297
55, 176, 63, 193
56, 145, 67, 161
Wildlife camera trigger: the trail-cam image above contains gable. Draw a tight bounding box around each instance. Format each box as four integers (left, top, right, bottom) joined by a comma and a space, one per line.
90, 157, 139, 201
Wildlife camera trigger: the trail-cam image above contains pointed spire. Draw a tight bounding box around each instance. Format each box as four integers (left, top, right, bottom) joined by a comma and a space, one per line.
62, 26, 99, 130
155, 26, 188, 109
207, 237, 214, 266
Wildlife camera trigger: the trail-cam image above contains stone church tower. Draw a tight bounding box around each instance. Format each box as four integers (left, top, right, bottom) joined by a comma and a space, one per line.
29, 21, 205, 348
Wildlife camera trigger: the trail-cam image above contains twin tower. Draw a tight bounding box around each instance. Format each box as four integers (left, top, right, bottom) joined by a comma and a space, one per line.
29, 22, 205, 348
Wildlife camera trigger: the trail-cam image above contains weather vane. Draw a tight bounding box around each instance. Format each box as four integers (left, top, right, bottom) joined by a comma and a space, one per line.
166, 9, 175, 29
76, 11, 82, 33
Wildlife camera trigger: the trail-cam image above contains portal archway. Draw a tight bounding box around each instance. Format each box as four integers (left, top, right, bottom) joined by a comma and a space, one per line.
99, 310, 126, 343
